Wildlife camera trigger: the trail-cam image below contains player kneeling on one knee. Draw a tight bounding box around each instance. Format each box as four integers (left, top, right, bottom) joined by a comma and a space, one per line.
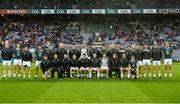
100, 53, 109, 78
40, 54, 52, 79
69, 54, 80, 78
119, 54, 130, 79
22, 46, 32, 79
51, 53, 61, 80
129, 56, 139, 79
91, 53, 100, 79
79, 54, 91, 78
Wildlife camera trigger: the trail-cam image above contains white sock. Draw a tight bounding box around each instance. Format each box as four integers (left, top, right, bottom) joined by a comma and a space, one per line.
149, 73, 151, 78
158, 73, 161, 77
121, 73, 123, 78
89, 73, 92, 78
101, 74, 103, 78
170, 74, 172, 78
80, 74, 83, 77
165, 73, 167, 78
23, 75, 26, 78
14, 74, 16, 77
137, 75, 139, 78
29, 75, 31, 78
153, 74, 156, 78
70, 74, 72, 78
97, 73, 100, 78
8, 74, 11, 78
144, 73, 146, 78
4, 70, 6, 78
127, 74, 130, 79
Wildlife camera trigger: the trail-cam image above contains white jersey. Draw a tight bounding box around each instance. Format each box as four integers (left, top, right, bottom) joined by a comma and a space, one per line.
80, 48, 88, 59
101, 58, 108, 67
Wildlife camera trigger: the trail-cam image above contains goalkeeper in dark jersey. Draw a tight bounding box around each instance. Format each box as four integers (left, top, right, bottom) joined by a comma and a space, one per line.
151, 43, 162, 78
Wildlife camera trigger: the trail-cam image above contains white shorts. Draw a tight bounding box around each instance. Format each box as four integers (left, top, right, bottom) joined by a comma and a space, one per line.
143, 59, 151, 65
3, 60, 11, 66
153, 61, 161, 66
14, 59, 22, 65
100, 67, 109, 70
164, 59, 172, 65
137, 61, 143, 66
23, 61, 31, 67
92, 68, 98, 71
70, 67, 79, 70
36, 61, 42, 67
81, 67, 89, 71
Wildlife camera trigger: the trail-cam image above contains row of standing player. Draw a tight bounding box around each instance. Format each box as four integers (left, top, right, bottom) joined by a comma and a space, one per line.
1, 41, 173, 79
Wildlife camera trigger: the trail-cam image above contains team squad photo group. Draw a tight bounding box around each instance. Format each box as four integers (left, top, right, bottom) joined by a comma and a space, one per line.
1, 40, 173, 80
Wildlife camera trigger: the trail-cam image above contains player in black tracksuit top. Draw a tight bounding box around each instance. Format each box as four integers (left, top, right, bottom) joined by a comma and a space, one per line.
109, 53, 119, 78
126, 45, 135, 61
22, 46, 32, 79
117, 44, 126, 59
57, 43, 67, 59
40, 54, 52, 79
142, 43, 152, 78
69, 44, 80, 59
90, 53, 100, 78
51, 53, 62, 79
151, 44, 162, 78
62, 54, 70, 78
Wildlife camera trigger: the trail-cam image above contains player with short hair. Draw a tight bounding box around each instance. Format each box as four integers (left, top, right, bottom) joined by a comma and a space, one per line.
109, 53, 119, 79
57, 43, 67, 59
119, 53, 130, 79
69, 44, 80, 59
79, 54, 91, 78
51, 53, 61, 80
163, 42, 173, 78
117, 44, 126, 59
100, 53, 109, 78
2, 40, 13, 79
129, 56, 139, 79
69, 54, 80, 78
40, 54, 52, 79
62, 54, 70, 78
142, 43, 152, 78
134, 44, 143, 78
35, 46, 44, 78
151, 43, 162, 78
90, 53, 100, 78
22, 46, 32, 79
13, 43, 23, 78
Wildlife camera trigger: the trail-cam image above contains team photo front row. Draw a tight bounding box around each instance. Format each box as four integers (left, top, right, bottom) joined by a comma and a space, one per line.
1, 41, 173, 80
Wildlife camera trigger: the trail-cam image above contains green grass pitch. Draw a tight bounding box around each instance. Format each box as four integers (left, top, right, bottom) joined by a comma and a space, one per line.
0, 62, 180, 103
